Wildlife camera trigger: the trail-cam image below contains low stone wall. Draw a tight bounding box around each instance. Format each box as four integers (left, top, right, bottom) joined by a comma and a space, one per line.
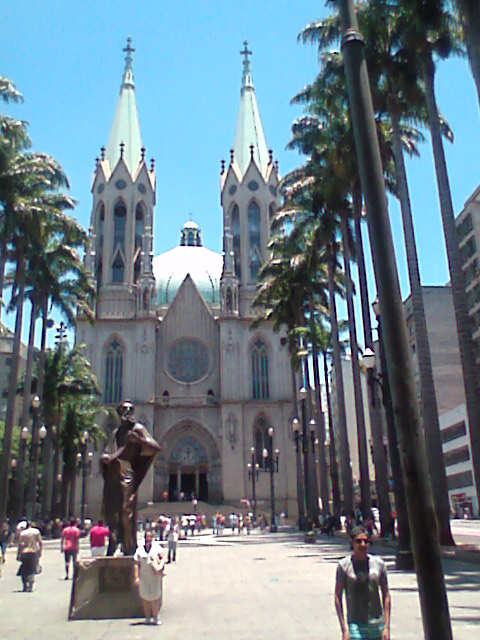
68, 556, 143, 620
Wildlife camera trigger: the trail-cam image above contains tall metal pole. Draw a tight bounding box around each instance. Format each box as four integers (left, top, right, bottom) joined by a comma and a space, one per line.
80, 451, 87, 529
25, 396, 41, 519
337, 2, 452, 637
12, 428, 29, 524
268, 427, 277, 533
300, 389, 311, 530
250, 448, 257, 524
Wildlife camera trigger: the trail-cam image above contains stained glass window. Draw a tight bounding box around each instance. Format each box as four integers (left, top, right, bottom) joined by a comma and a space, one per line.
252, 338, 269, 400
232, 205, 241, 279
105, 339, 123, 403
167, 339, 209, 383
248, 201, 261, 281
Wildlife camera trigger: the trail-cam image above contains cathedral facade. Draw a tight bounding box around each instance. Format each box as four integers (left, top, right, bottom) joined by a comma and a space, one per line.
76, 39, 297, 518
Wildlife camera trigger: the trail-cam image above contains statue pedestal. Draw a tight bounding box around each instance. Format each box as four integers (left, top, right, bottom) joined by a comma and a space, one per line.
69, 556, 143, 620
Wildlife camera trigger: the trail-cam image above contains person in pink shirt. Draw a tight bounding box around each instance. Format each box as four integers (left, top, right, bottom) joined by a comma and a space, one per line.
89, 519, 110, 557
61, 518, 80, 580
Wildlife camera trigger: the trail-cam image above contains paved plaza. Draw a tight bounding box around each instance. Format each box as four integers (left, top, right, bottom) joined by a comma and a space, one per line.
1, 529, 479, 639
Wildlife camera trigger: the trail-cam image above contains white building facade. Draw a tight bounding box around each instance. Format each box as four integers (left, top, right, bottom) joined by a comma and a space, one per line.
76, 40, 296, 518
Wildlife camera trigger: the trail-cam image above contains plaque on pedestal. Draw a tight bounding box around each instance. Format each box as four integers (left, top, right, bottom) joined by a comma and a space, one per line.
68, 556, 143, 620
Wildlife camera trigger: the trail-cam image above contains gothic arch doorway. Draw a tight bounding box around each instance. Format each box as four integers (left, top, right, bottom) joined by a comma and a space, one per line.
168, 433, 209, 501
154, 422, 222, 504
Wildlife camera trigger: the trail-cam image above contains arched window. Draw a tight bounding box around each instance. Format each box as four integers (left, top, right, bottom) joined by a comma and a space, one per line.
248, 201, 261, 281
254, 416, 270, 469
135, 203, 144, 251
187, 231, 194, 246
134, 254, 141, 283
96, 258, 103, 291
231, 205, 241, 279
113, 201, 127, 253
112, 253, 125, 283
226, 287, 233, 313
97, 203, 105, 251
105, 339, 123, 404
251, 337, 269, 400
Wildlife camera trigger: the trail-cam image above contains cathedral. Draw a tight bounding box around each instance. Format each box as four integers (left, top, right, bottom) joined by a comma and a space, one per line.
76, 38, 297, 518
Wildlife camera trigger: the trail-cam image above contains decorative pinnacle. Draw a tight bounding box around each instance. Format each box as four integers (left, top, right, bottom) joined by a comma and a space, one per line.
240, 40, 252, 75
221, 159, 225, 174
141, 146, 146, 161
240, 40, 254, 90
123, 36, 135, 73
120, 141, 125, 159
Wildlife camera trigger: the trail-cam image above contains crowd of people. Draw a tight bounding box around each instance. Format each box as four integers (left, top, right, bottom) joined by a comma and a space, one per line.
0, 512, 393, 636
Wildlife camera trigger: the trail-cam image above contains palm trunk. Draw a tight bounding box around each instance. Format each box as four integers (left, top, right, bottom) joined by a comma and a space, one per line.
311, 327, 330, 516
323, 351, 341, 522
340, 213, 371, 518
389, 99, 453, 545
327, 242, 354, 516
0, 241, 7, 317
353, 186, 393, 537
0, 254, 27, 521
422, 50, 480, 518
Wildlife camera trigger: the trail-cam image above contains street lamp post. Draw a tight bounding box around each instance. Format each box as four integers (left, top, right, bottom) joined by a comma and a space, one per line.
13, 426, 29, 524
79, 430, 90, 529
292, 387, 316, 539
263, 427, 279, 533
247, 447, 259, 525
25, 395, 43, 519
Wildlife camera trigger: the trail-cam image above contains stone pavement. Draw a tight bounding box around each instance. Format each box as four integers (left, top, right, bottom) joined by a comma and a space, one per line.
1, 530, 479, 639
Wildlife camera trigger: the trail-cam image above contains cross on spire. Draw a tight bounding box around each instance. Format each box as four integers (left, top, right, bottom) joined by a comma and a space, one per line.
240, 40, 252, 74
123, 36, 135, 72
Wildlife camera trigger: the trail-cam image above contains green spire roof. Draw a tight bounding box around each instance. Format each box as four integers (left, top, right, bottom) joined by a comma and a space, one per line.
105, 36, 143, 175
232, 41, 269, 178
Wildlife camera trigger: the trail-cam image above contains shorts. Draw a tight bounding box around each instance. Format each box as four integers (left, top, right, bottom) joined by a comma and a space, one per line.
91, 546, 106, 557
64, 550, 78, 563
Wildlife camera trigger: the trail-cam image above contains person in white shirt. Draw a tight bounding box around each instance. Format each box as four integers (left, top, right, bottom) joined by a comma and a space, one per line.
166, 518, 180, 563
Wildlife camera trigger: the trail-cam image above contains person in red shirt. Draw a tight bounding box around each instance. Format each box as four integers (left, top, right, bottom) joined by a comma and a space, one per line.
61, 518, 80, 580
89, 519, 110, 557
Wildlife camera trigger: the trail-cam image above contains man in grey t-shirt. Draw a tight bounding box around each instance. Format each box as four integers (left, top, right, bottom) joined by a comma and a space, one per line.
335, 526, 391, 640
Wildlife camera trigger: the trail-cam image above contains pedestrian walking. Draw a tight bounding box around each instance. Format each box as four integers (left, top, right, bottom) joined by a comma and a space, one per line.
133, 530, 166, 625
335, 526, 391, 640
61, 518, 80, 580
16, 521, 42, 592
89, 519, 110, 557
166, 518, 179, 563
0, 520, 11, 563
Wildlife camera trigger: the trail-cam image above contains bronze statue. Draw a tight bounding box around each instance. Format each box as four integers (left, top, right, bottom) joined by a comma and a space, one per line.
101, 401, 161, 556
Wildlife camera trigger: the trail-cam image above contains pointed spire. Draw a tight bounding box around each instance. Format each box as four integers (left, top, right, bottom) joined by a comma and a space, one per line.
232, 41, 269, 178
105, 36, 143, 175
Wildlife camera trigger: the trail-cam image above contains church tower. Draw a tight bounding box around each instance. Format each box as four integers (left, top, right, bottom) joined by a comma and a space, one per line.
220, 41, 280, 317
85, 37, 156, 320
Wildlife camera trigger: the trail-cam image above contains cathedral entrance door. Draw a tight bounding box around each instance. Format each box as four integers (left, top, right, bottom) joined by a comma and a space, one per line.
181, 471, 195, 500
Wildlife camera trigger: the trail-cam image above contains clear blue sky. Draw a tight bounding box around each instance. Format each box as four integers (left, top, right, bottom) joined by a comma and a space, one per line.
1, 1, 480, 343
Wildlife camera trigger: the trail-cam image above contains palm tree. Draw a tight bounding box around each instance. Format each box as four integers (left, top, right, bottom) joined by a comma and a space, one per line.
41, 341, 100, 519
298, 0, 454, 543
401, 0, 480, 521
0, 155, 72, 521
